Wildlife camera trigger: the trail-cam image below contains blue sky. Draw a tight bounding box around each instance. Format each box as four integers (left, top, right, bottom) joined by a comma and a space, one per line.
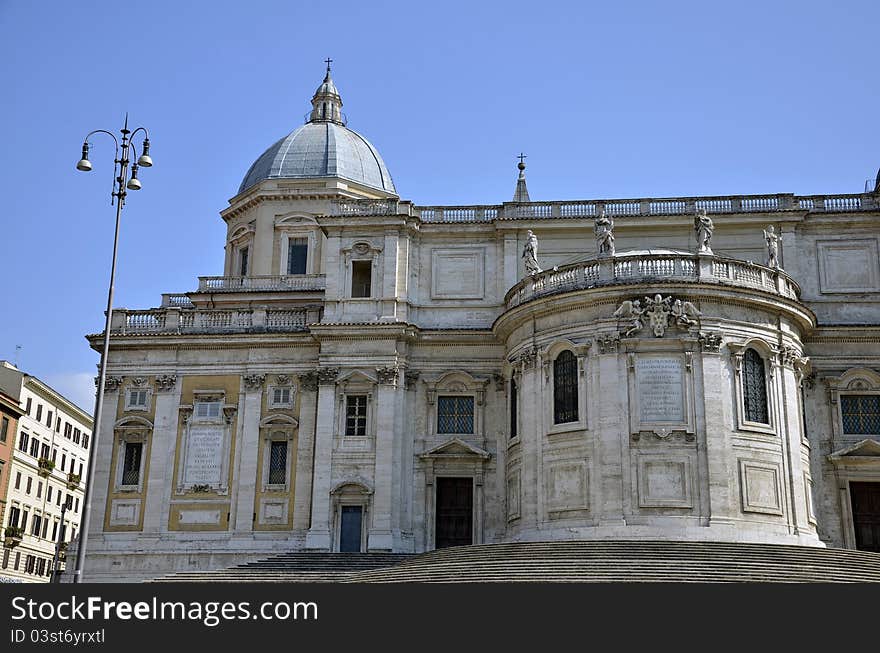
1, 0, 877, 411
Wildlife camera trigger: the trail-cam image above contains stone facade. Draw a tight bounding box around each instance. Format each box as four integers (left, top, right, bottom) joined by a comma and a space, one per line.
76, 69, 880, 581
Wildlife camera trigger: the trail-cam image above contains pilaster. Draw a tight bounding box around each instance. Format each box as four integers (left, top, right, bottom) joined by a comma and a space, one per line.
305, 367, 338, 550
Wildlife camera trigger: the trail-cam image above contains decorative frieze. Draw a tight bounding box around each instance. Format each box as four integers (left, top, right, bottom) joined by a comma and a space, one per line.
242, 373, 266, 391
97, 375, 124, 393
276, 374, 291, 385
404, 369, 421, 390
155, 374, 177, 392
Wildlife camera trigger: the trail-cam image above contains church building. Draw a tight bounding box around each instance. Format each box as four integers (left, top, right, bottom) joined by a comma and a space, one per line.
76, 64, 880, 581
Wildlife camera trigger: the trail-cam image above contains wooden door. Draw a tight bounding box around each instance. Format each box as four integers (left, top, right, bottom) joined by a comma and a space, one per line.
339, 506, 363, 552
435, 477, 473, 549
851, 482, 880, 552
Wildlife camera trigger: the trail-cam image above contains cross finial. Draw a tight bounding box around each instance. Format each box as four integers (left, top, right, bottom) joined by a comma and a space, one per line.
518, 152, 527, 165
517, 152, 527, 171
325, 58, 333, 73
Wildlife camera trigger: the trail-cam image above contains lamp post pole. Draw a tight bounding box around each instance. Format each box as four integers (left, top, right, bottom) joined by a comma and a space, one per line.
51, 498, 69, 584
73, 115, 152, 583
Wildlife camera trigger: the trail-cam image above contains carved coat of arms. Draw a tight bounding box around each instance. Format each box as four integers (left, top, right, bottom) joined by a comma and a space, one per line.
612, 294, 701, 338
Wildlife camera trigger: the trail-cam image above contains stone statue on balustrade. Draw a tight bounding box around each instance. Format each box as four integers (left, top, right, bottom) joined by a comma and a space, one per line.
694, 208, 714, 254
522, 230, 542, 276
763, 225, 780, 268
594, 209, 615, 256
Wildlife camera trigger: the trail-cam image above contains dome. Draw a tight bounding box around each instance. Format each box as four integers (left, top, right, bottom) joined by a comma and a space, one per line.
238, 122, 396, 195
237, 65, 396, 196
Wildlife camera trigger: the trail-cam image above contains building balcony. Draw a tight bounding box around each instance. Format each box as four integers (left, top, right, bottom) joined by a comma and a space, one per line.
107, 306, 322, 336
3, 526, 23, 548
197, 274, 326, 293
67, 472, 82, 489
504, 250, 801, 312
37, 457, 55, 478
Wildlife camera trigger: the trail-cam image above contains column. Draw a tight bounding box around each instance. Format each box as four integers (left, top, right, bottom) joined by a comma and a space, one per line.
233, 375, 264, 534
292, 372, 318, 533
142, 377, 181, 534
370, 366, 400, 550
305, 367, 338, 550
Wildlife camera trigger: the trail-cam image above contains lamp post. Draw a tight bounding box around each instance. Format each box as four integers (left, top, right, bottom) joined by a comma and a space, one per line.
51, 497, 70, 584
73, 115, 152, 583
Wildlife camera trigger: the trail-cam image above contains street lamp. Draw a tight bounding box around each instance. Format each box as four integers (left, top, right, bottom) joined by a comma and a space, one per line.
73, 114, 152, 583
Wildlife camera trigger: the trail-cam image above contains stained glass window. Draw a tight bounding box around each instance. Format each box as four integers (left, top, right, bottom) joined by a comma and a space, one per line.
553, 351, 578, 424
743, 348, 769, 424
841, 395, 880, 435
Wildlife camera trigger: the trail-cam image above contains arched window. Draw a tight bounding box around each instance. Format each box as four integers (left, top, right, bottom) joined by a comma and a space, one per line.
553, 351, 578, 424
509, 378, 518, 439
743, 348, 769, 424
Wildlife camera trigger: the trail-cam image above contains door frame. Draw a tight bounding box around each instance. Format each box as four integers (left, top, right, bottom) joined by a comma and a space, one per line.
330, 481, 372, 553
434, 476, 475, 550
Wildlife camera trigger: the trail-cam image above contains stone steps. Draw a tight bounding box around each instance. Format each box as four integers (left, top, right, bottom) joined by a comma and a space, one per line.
152, 540, 880, 583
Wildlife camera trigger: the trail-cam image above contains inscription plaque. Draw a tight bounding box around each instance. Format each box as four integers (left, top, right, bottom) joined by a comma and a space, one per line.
183, 425, 224, 486
637, 357, 684, 423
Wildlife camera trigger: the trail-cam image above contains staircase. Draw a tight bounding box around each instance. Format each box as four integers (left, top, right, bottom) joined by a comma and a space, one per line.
152, 541, 880, 583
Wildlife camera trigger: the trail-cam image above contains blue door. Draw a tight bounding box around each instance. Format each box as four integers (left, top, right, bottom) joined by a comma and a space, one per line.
340, 506, 363, 552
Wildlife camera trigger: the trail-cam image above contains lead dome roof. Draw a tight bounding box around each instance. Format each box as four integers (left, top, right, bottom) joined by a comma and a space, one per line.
237, 65, 396, 196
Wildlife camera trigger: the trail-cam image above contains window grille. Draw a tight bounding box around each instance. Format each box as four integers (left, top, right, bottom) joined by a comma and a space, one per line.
553, 351, 579, 424
121, 442, 143, 486
268, 441, 287, 485
437, 396, 474, 434
345, 395, 368, 436
742, 349, 769, 424
841, 395, 880, 435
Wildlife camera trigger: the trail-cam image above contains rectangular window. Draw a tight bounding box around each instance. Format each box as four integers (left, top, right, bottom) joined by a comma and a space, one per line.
51, 448, 57, 463
351, 260, 372, 298
47, 485, 52, 503
73, 428, 81, 445
55, 417, 61, 433
121, 442, 143, 486
41, 519, 48, 539
0, 416, 8, 443
51, 521, 57, 541
82, 434, 89, 450
9, 506, 20, 528
37, 558, 46, 576
841, 395, 880, 435
65, 494, 73, 510
31, 515, 41, 536
36, 481, 42, 499
74, 497, 79, 513
18, 432, 29, 452
40, 443, 49, 459
25, 555, 35, 574
128, 389, 149, 410
15, 472, 21, 490
78, 462, 83, 476
271, 387, 292, 407
14, 552, 20, 571
26, 476, 32, 495
437, 396, 475, 434
46, 410, 53, 427
61, 454, 66, 472
25, 397, 32, 415
64, 423, 72, 438
287, 237, 308, 275
239, 246, 249, 276
2, 549, 8, 569
345, 395, 368, 436
36, 404, 42, 421
268, 441, 288, 485
56, 491, 61, 506
195, 401, 221, 420
29, 438, 39, 458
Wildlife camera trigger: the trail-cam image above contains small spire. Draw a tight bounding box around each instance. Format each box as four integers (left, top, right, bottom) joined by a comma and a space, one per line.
512, 153, 531, 202
308, 59, 344, 125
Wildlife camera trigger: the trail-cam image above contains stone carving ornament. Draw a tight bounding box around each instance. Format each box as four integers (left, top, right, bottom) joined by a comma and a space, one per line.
316, 367, 339, 385
155, 374, 177, 392
97, 375, 124, 392
594, 208, 615, 256
694, 208, 714, 254
522, 230, 542, 276
596, 334, 620, 354
699, 333, 723, 353
242, 373, 266, 391
376, 366, 400, 385
613, 295, 702, 337
298, 371, 319, 391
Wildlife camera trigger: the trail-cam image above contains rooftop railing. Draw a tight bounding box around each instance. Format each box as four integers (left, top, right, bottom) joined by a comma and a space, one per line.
330, 192, 877, 222
504, 251, 801, 311
197, 274, 326, 292
108, 306, 321, 335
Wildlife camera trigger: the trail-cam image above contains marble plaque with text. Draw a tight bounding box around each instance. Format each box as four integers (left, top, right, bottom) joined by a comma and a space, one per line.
637, 357, 684, 423
183, 425, 224, 486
